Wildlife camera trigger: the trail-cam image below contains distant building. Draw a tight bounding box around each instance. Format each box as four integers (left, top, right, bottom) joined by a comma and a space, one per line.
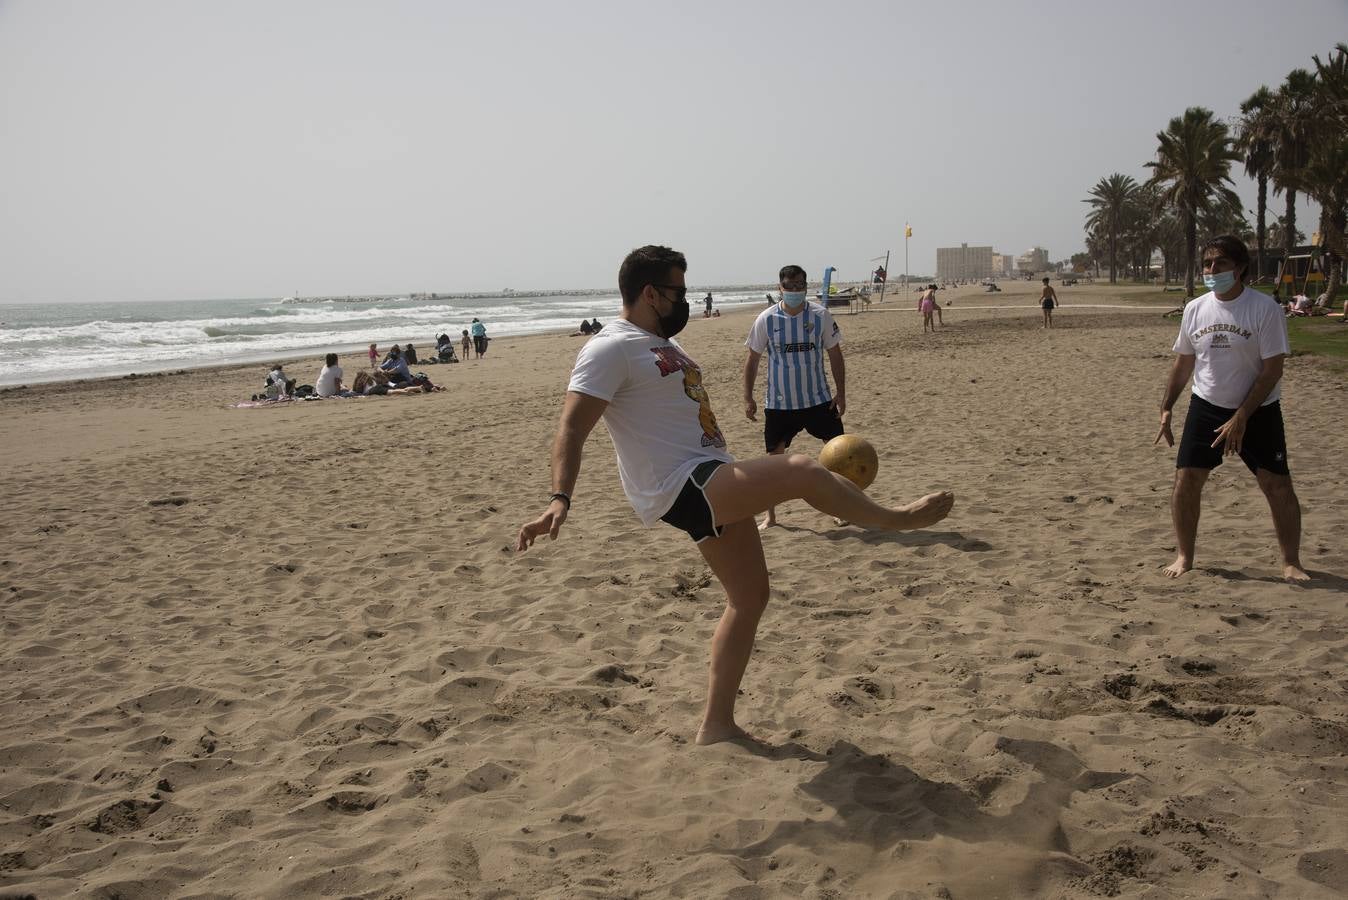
991, 252, 1014, 277
1017, 247, 1049, 273
936, 243, 994, 281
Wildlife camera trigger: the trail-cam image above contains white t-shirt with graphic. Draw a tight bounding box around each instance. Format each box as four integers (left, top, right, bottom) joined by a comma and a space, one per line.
1173, 287, 1288, 409
568, 319, 733, 526
745, 301, 842, 410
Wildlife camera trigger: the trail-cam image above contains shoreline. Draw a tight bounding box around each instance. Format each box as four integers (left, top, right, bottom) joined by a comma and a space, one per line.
0, 282, 1174, 392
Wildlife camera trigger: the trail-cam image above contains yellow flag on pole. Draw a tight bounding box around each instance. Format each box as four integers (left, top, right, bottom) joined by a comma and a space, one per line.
905, 225, 913, 238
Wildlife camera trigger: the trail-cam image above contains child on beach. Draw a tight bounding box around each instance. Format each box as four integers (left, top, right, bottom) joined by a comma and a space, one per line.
1040, 277, 1058, 329
461, 329, 472, 360
368, 343, 379, 368
919, 284, 938, 333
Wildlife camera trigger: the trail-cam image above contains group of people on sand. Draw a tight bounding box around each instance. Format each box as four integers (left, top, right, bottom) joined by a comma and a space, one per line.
916, 278, 1059, 332
315, 350, 444, 398
517, 234, 1309, 746
1282, 291, 1335, 318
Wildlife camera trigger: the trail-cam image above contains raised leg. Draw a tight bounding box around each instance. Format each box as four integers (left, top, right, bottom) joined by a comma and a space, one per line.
705, 454, 953, 533
694, 518, 770, 745
1255, 468, 1309, 581
1165, 466, 1208, 577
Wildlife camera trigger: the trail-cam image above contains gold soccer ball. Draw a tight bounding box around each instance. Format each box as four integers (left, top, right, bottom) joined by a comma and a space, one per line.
818, 434, 879, 490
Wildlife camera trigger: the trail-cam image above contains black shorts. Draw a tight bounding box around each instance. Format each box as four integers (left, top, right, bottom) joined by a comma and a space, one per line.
659, 459, 727, 542
1041, 299, 1055, 310
1176, 394, 1289, 476
764, 402, 844, 452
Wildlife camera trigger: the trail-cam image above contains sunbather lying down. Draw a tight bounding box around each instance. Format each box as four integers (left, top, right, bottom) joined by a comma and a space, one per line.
351, 371, 444, 395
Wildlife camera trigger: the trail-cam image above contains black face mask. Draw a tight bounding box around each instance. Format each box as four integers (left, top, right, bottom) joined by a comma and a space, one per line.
657, 299, 690, 339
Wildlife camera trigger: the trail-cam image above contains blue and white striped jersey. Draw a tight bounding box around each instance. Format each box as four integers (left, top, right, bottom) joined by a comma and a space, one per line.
745, 301, 842, 410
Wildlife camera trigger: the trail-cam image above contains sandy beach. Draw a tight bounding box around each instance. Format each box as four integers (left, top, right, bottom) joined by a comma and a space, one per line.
2, 280, 1346, 899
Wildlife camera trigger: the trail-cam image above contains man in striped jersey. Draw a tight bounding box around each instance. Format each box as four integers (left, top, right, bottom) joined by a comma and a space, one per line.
743, 264, 847, 529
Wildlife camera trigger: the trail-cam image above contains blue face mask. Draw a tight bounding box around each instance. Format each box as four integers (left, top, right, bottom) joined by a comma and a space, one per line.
1203, 271, 1238, 294
781, 290, 807, 308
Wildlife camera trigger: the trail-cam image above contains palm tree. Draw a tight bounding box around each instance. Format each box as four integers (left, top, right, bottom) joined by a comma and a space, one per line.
1265, 215, 1306, 252
1085, 226, 1106, 279
1153, 211, 1184, 285
1122, 183, 1163, 281
1084, 174, 1138, 283
1305, 44, 1348, 303
1145, 107, 1242, 298
1237, 86, 1276, 282
1267, 69, 1318, 293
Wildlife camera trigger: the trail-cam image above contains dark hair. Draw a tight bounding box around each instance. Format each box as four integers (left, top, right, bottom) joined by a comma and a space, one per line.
1201, 233, 1251, 281
778, 264, 807, 284
1042, 277, 1050, 284
618, 245, 687, 306
325, 352, 338, 367
389, 345, 401, 357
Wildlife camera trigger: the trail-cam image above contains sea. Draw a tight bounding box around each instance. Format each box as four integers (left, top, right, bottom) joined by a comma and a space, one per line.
0, 287, 774, 387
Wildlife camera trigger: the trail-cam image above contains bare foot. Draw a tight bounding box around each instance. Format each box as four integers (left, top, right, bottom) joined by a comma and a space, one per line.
757, 515, 778, 531
695, 722, 756, 746
896, 491, 954, 530
1283, 563, 1311, 582
1162, 556, 1192, 578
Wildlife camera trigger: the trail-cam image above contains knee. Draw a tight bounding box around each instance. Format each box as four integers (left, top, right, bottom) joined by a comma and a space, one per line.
791, 455, 834, 488
727, 582, 770, 617
1173, 469, 1206, 497
1258, 473, 1296, 501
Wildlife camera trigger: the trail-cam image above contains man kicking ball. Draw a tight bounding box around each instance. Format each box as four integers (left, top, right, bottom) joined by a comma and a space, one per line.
516, 245, 955, 745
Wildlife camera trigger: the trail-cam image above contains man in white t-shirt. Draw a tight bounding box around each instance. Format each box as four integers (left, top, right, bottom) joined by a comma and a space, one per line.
743, 264, 846, 529
517, 245, 954, 746
1154, 234, 1308, 581
315, 353, 344, 398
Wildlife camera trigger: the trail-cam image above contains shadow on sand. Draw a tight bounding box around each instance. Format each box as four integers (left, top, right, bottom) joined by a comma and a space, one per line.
712, 737, 1130, 861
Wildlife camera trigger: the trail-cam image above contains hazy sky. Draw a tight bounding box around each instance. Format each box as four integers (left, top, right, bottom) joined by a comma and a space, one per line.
2, 0, 1343, 303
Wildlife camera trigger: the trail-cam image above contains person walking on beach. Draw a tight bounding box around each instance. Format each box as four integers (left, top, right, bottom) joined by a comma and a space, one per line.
516, 245, 954, 746
1040, 277, 1058, 328
470, 318, 488, 359
919, 284, 939, 332
1153, 234, 1308, 582
742, 264, 847, 530
704, 292, 714, 317
460, 329, 472, 361
368, 343, 379, 369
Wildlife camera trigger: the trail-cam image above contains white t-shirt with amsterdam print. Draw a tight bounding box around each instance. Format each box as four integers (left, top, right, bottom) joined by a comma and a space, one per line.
1173, 287, 1289, 409
568, 319, 733, 526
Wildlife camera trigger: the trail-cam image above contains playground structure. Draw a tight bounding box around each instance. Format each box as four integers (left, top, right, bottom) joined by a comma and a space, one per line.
1274, 247, 1327, 298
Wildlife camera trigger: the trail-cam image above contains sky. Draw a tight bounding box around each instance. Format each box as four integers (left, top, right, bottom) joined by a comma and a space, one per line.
1, 0, 1343, 303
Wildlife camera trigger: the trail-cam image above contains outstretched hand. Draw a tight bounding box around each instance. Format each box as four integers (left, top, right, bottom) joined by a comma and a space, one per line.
516, 502, 568, 551
1211, 412, 1247, 456
1153, 411, 1174, 447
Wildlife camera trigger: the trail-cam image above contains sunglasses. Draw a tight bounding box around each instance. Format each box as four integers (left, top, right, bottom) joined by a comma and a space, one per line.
650, 284, 688, 302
